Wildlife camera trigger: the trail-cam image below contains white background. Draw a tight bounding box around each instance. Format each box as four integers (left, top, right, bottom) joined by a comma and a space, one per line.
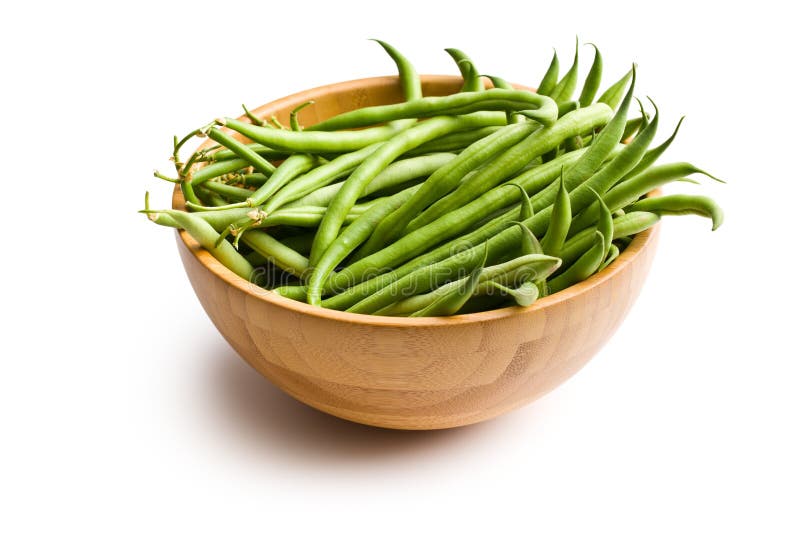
2, 1, 798, 532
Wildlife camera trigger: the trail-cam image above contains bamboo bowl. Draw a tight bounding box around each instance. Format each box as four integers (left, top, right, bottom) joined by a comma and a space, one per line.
173, 76, 659, 430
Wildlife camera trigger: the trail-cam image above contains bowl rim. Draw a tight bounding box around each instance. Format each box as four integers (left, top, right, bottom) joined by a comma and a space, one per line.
173, 75, 659, 328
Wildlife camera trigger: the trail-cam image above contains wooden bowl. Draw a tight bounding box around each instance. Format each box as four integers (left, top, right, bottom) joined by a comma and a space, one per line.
173, 76, 660, 430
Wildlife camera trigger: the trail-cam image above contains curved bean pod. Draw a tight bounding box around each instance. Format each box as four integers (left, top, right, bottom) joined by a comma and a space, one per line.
578, 43, 603, 107
549, 37, 579, 103
537, 49, 560, 96
306, 88, 558, 131
628, 194, 724, 230
217, 117, 414, 153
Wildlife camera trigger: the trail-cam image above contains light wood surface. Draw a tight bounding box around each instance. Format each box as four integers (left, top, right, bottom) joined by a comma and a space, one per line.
173, 76, 660, 430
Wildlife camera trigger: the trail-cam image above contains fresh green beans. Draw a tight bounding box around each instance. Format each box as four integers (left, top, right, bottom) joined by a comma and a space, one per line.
308, 112, 504, 268
360, 120, 540, 256
146, 40, 724, 317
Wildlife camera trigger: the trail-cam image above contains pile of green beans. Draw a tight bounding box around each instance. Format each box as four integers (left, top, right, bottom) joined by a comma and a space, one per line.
144, 40, 724, 317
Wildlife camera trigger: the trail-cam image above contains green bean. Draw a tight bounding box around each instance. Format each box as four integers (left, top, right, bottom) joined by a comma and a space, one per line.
374, 39, 423, 100
507, 184, 533, 220
513, 222, 543, 255
406, 126, 502, 155
217, 116, 413, 153
559, 211, 661, 267
568, 162, 715, 236
273, 284, 307, 302
622, 116, 644, 141
592, 188, 614, 259
306, 89, 558, 131
487, 280, 540, 306
540, 170, 571, 257
407, 246, 487, 317
164, 209, 254, 280
407, 103, 614, 231
446, 48, 483, 92
360, 120, 540, 256
199, 180, 254, 201
578, 43, 603, 107
628, 194, 724, 230
486, 75, 524, 123
205, 127, 277, 177
537, 49, 560, 96
283, 153, 455, 209
191, 158, 256, 186
513, 222, 548, 297
308, 112, 504, 267
598, 69, 633, 110
207, 144, 291, 162
240, 231, 310, 279
548, 231, 605, 292
306, 184, 423, 304
622, 116, 685, 180
598, 244, 620, 271
146, 205, 255, 232
550, 37, 579, 103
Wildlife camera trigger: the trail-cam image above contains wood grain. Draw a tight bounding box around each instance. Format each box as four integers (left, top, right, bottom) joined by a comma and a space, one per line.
173, 76, 660, 430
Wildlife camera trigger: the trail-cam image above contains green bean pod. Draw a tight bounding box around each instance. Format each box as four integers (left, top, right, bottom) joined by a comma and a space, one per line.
306, 89, 558, 131
548, 231, 606, 292
540, 172, 571, 257
409, 249, 486, 317
578, 43, 603, 107
165, 210, 254, 281
628, 194, 724, 230
537, 49, 560, 96
217, 117, 413, 153
597, 69, 633, 111
240, 231, 310, 279
549, 38, 579, 103
446, 48, 483, 92
621, 116, 685, 180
